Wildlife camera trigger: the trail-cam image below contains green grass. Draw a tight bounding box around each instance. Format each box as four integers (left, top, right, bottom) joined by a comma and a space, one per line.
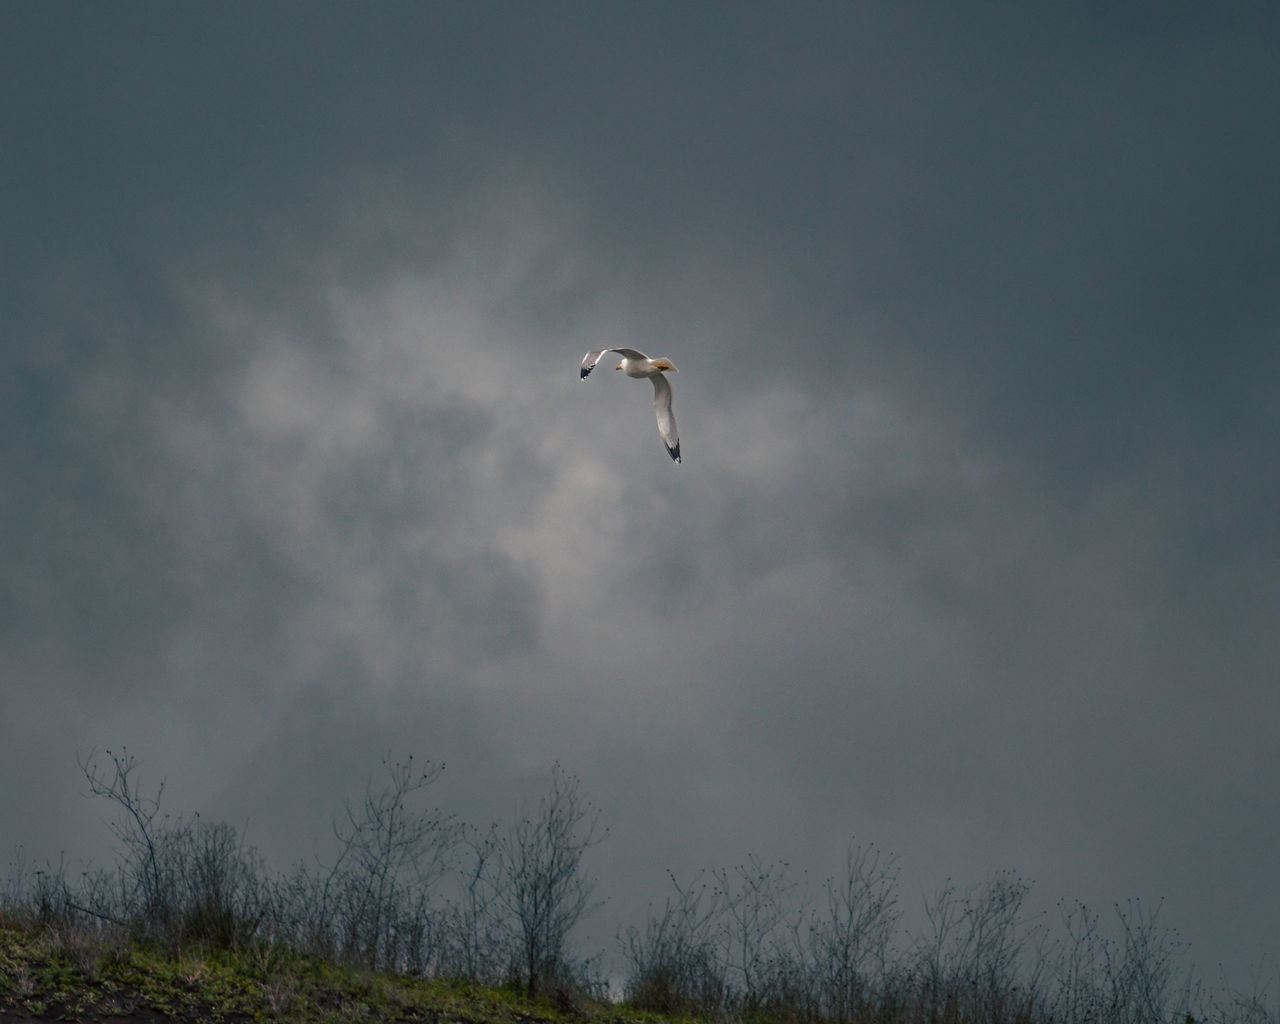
0, 920, 665, 1024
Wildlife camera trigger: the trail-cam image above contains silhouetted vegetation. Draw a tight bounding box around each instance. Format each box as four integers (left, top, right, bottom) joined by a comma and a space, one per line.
2, 751, 1276, 1024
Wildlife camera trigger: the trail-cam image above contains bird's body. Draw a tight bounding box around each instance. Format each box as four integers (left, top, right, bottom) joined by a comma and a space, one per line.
580, 348, 681, 462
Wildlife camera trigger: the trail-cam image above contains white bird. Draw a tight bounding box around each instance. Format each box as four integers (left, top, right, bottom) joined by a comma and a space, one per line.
580, 348, 681, 462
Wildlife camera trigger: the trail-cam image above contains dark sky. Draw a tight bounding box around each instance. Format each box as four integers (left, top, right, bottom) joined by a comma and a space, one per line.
3, 1, 1278, 988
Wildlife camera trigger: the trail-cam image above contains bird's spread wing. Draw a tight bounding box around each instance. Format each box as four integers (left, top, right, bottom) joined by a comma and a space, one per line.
580, 350, 609, 378
579, 347, 650, 378
651, 373, 681, 463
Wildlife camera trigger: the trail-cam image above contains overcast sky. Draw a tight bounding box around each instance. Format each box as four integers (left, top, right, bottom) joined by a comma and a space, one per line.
3, 0, 1278, 990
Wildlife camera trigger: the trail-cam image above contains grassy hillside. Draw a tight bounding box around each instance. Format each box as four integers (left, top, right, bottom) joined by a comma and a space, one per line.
0, 917, 643, 1024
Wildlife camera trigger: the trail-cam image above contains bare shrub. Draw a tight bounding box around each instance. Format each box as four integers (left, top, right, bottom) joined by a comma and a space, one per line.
264, 859, 338, 960
712, 855, 806, 1011
175, 817, 266, 949
1216, 968, 1280, 1024
438, 823, 507, 982
622, 871, 729, 1015
493, 763, 606, 997
623, 856, 817, 1019
329, 755, 458, 972
1105, 899, 1184, 1024
80, 747, 175, 937
265, 755, 459, 974
1038, 897, 1198, 1024
3, 847, 28, 922
1047, 900, 1110, 1024
911, 870, 1045, 1024
79, 748, 265, 951
808, 841, 902, 1024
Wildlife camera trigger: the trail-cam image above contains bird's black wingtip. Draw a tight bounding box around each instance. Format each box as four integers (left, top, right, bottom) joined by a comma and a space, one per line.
580, 367, 591, 379
669, 444, 681, 463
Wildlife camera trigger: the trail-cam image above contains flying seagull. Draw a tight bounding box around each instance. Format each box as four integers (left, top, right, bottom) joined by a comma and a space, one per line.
580, 348, 681, 462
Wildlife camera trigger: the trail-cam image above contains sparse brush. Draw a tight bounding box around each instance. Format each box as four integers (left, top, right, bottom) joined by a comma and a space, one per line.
4, 754, 1279, 1024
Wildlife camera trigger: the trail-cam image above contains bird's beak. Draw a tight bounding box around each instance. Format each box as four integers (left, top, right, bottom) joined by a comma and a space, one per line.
615, 363, 622, 370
